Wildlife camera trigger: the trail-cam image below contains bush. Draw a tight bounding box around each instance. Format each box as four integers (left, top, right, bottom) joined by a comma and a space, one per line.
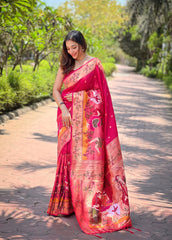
0, 75, 16, 113
140, 66, 157, 78
163, 72, 172, 92
0, 61, 57, 114
140, 66, 172, 92
102, 62, 117, 76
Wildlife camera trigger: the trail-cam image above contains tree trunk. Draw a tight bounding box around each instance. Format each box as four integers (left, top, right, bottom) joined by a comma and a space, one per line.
33, 52, 39, 72
0, 66, 3, 76
136, 58, 146, 71
12, 62, 18, 71
20, 62, 23, 72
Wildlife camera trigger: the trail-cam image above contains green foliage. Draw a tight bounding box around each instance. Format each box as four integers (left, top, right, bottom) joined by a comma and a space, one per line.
102, 62, 117, 77
120, 0, 172, 92
140, 66, 157, 78
113, 45, 137, 66
0, 0, 36, 19
0, 1, 72, 74
163, 72, 172, 92
0, 75, 16, 112
141, 67, 172, 92
59, 0, 127, 39
58, 0, 128, 66
0, 61, 57, 114
127, 0, 171, 46
129, 25, 141, 40
166, 53, 172, 73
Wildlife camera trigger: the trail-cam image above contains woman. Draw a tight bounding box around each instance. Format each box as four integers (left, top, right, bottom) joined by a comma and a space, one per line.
47, 30, 132, 235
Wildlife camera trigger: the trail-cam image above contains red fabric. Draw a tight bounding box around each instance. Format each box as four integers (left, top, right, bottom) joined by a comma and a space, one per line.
47, 58, 132, 234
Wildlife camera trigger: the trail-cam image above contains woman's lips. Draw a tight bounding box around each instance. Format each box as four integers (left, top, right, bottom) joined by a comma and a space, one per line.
72, 53, 77, 58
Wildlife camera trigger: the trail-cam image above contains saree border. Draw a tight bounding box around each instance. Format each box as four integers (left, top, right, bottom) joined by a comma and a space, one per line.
63, 58, 97, 89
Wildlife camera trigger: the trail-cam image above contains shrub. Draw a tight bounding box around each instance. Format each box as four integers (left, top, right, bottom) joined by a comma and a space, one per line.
163, 72, 172, 92
140, 66, 157, 78
102, 62, 117, 76
0, 61, 57, 114
0, 75, 16, 113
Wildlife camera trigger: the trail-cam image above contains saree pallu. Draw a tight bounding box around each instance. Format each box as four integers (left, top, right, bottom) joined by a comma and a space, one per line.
47, 58, 132, 234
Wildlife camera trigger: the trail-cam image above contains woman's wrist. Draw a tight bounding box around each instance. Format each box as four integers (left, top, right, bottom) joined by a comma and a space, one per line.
60, 102, 67, 111
59, 101, 65, 106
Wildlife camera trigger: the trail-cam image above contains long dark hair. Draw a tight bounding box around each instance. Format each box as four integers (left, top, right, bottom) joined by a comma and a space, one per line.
60, 30, 87, 74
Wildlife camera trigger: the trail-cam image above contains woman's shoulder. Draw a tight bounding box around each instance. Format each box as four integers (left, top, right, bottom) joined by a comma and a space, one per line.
87, 55, 95, 61
92, 57, 104, 71
87, 56, 99, 62
87, 56, 102, 66
85, 55, 96, 64
83, 56, 103, 72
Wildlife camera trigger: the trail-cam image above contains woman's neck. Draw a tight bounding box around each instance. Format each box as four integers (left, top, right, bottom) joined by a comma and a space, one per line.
76, 53, 87, 62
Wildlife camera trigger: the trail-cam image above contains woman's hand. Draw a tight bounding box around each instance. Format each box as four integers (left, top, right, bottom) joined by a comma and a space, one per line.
65, 93, 72, 102
61, 104, 72, 128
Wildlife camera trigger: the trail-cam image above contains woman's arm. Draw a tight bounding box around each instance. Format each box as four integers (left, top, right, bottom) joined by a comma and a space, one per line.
53, 68, 72, 128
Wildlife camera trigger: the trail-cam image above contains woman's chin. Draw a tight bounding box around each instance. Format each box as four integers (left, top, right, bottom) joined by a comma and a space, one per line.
72, 55, 77, 59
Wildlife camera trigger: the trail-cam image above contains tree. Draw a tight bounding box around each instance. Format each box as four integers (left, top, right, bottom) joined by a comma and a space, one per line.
119, 0, 172, 73
127, 0, 172, 46
29, 7, 73, 71
57, 0, 128, 62
0, 0, 36, 18
119, 31, 150, 71
0, 1, 73, 74
0, 0, 37, 75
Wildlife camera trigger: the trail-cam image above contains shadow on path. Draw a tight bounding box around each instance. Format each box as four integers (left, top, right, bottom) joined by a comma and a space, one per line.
1, 186, 171, 240
111, 66, 172, 207
32, 133, 57, 143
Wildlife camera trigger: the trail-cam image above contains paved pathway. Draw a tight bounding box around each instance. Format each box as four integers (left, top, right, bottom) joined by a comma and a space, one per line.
0, 65, 172, 240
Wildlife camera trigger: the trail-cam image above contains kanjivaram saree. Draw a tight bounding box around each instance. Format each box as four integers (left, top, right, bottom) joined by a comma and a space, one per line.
47, 58, 132, 234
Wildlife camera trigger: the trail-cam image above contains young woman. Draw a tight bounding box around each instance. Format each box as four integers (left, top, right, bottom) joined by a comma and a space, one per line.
47, 30, 132, 235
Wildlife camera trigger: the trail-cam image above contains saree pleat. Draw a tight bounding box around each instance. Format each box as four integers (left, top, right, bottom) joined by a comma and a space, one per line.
47, 57, 132, 234
47, 141, 74, 216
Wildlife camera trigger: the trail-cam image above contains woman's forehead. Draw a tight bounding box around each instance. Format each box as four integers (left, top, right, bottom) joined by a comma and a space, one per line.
66, 40, 78, 47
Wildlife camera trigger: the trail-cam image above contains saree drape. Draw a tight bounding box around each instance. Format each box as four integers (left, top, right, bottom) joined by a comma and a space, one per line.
47, 58, 132, 235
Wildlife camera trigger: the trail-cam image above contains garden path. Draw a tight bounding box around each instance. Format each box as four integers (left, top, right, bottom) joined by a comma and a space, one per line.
0, 64, 172, 240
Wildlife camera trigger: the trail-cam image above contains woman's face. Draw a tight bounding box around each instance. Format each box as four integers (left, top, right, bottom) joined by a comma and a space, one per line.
66, 40, 82, 59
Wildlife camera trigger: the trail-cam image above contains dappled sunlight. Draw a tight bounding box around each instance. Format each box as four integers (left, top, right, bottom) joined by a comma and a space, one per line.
0, 186, 82, 239
32, 132, 57, 143
2, 161, 56, 173
119, 133, 161, 150
129, 116, 172, 126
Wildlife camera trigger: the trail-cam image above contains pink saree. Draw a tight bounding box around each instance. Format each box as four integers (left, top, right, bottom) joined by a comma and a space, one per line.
47, 58, 132, 234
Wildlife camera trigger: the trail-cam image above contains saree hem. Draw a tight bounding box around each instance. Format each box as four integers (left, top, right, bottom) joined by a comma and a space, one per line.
47, 211, 74, 217
80, 224, 132, 235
